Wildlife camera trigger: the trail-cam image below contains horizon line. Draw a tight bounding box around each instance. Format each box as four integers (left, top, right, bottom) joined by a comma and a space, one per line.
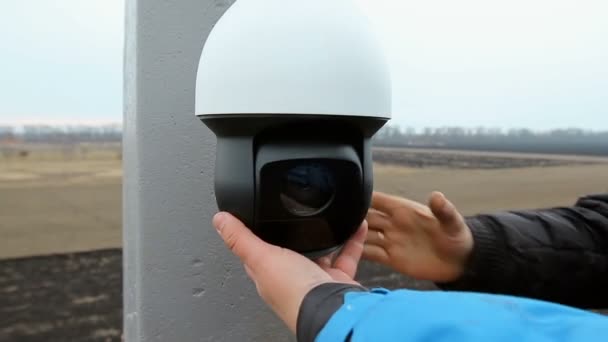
0, 119, 122, 127
1, 119, 607, 133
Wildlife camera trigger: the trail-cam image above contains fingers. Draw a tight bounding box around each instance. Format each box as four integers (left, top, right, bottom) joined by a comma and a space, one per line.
366, 208, 392, 231
365, 228, 387, 246
428, 191, 465, 236
362, 244, 389, 264
333, 221, 368, 279
370, 191, 404, 215
213, 212, 270, 271
316, 255, 333, 270
371, 191, 427, 217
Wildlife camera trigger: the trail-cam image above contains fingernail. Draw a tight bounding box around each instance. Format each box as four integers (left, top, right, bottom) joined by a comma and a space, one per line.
441, 197, 449, 211
442, 200, 456, 221
436, 193, 448, 211
435, 191, 446, 203
212, 212, 227, 234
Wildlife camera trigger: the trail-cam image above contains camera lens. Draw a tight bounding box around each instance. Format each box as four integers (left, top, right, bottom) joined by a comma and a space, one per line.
280, 162, 335, 216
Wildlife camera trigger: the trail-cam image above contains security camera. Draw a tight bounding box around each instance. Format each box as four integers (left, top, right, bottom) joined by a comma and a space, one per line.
195, 0, 391, 257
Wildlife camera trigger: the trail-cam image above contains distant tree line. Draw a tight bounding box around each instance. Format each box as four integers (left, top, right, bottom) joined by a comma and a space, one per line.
1, 124, 606, 156
0, 124, 122, 144
372, 125, 608, 156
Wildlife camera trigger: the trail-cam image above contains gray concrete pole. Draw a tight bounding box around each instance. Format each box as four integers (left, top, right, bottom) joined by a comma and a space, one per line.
122, 0, 294, 340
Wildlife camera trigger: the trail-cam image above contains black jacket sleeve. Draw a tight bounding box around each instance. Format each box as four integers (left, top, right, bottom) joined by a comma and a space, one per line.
296, 283, 367, 342
437, 193, 608, 309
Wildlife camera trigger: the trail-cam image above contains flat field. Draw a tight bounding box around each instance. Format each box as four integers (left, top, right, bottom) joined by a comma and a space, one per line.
1, 144, 122, 259
372, 147, 608, 216
1, 144, 607, 341
1, 145, 607, 258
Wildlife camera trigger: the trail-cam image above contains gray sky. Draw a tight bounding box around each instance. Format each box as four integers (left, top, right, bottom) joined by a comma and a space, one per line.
1, 0, 607, 130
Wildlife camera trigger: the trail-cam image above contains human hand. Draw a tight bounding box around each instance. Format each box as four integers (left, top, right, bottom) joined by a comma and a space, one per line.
363, 191, 474, 283
212, 212, 368, 333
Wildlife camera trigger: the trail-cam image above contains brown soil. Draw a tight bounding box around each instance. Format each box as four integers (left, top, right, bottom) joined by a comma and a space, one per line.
0, 249, 122, 342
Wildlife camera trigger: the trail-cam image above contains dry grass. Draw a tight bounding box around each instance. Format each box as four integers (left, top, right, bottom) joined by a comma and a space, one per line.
1, 144, 607, 258
373, 163, 608, 215
0, 145, 122, 258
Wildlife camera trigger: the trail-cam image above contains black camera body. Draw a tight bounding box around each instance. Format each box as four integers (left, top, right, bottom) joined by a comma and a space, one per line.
201, 115, 387, 257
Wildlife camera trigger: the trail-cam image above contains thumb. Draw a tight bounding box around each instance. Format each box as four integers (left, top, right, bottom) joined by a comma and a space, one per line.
212, 212, 270, 270
428, 192, 465, 236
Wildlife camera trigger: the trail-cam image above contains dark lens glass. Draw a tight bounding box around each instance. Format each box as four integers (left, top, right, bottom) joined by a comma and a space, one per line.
280, 162, 335, 216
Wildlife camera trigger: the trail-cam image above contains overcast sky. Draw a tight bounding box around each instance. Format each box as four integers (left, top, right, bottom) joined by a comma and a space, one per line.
1, 0, 607, 130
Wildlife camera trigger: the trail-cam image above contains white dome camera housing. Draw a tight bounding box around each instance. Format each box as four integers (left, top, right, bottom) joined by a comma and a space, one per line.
195, 0, 392, 257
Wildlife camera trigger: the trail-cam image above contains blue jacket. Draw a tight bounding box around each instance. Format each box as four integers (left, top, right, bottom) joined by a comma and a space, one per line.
296, 284, 608, 342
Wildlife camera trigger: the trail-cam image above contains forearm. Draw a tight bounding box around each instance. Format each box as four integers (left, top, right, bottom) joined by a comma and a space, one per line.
437, 194, 608, 308
297, 283, 608, 342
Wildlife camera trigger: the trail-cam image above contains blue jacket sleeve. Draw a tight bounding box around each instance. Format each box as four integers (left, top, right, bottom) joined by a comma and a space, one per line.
315, 287, 608, 342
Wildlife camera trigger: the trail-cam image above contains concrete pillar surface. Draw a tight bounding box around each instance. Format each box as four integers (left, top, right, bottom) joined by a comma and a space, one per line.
123, 0, 293, 340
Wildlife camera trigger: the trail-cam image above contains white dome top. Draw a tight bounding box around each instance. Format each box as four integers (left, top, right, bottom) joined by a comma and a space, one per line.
195, 0, 392, 118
